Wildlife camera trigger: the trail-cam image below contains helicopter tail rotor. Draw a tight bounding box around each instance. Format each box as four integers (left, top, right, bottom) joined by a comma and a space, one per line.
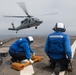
11, 23, 15, 29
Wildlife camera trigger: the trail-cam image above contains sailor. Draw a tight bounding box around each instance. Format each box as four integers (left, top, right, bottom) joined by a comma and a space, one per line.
9, 36, 35, 63
44, 22, 72, 71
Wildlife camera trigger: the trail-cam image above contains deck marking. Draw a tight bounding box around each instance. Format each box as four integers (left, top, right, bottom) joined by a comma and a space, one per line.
20, 65, 34, 75
51, 40, 76, 75
0, 47, 9, 53
71, 40, 76, 58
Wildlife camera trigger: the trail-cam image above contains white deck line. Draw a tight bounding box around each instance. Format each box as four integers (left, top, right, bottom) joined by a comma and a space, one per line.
20, 65, 34, 75
59, 40, 76, 75
71, 40, 76, 58
0, 47, 9, 53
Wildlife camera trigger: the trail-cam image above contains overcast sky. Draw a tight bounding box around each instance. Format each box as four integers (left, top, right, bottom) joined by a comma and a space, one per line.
0, 0, 76, 36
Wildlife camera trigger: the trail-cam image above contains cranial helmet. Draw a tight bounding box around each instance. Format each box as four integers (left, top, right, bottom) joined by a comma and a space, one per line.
53, 22, 66, 32
26, 36, 34, 44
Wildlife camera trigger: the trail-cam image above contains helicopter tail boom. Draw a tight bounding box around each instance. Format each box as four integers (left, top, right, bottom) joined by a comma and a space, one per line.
8, 28, 15, 30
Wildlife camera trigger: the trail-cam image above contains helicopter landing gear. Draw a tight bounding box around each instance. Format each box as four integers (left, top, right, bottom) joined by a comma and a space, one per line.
27, 26, 30, 28
35, 26, 37, 29
16, 31, 18, 33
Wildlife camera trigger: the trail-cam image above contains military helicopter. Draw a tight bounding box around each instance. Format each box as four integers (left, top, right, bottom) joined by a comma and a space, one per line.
4, 2, 57, 33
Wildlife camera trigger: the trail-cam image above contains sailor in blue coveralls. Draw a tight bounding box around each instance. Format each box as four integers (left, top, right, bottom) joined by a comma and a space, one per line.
9, 36, 35, 63
44, 23, 72, 71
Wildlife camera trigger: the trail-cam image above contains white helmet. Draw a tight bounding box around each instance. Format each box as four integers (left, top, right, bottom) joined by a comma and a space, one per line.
26, 36, 34, 43
53, 22, 66, 32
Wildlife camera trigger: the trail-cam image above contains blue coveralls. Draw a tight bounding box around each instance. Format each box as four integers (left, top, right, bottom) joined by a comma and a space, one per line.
44, 31, 72, 71
9, 37, 34, 61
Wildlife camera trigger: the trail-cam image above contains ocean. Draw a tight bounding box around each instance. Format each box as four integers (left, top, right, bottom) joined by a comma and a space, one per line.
0, 34, 75, 41
0, 34, 47, 40
0, 35, 16, 40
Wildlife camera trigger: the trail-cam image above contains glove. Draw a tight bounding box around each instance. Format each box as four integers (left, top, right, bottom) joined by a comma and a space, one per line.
32, 53, 35, 56
21, 59, 29, 63
31, 53, 36, 60
29, 59, 34, 64
68, 59, 72, 64
68, 59, 73, 72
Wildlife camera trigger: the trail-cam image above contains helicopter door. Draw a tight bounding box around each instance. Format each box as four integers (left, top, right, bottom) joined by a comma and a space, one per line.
29, 18, 31, 24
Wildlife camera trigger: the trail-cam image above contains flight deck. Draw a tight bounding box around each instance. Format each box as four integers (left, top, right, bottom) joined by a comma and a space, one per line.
0, 36, 76, 75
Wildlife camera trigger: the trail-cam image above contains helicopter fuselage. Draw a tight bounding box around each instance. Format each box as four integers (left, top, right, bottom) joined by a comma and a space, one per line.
8, 17, 43, 32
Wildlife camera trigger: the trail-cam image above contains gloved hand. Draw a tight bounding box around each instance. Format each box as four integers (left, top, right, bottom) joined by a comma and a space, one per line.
68, 59, 73, 72
29, 59, 34, 64
32, 53, 35, 56
68, 59, 72, 63
21, 59, 29, 63
31, 53, 35, 60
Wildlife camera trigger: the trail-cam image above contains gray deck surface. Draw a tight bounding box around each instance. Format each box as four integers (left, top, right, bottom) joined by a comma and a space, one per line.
0, 36, 76, 75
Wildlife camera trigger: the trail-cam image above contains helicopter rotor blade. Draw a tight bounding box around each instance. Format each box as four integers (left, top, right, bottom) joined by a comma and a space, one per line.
3, 12, 58, 18
3, 15, 27, 18
17, 2, 30, 17
36, 12, 58, 16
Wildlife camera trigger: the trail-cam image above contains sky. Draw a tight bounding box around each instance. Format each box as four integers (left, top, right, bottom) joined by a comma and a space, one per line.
0, 0, 76, 36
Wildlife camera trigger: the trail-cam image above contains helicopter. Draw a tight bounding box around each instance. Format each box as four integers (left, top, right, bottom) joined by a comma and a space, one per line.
4, 2, 57, 33
8, 16, 43, 33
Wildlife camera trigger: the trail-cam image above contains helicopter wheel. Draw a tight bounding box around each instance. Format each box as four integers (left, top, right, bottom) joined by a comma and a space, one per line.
16, 31, 18, 33
28, 26, 30, 28
35, 27, 37, 29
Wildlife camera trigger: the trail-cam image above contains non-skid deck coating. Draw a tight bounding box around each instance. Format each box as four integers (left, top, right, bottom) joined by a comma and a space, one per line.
0, 36, 76, 75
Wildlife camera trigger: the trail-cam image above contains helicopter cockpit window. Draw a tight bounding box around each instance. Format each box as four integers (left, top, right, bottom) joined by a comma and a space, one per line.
34, 18, 39, 22
34, 18, 39, 20
24, 19, 28, 21
21, 19, 28, 24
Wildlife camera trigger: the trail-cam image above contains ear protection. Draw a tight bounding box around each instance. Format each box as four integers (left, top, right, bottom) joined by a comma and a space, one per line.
53, 23, 66, 32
